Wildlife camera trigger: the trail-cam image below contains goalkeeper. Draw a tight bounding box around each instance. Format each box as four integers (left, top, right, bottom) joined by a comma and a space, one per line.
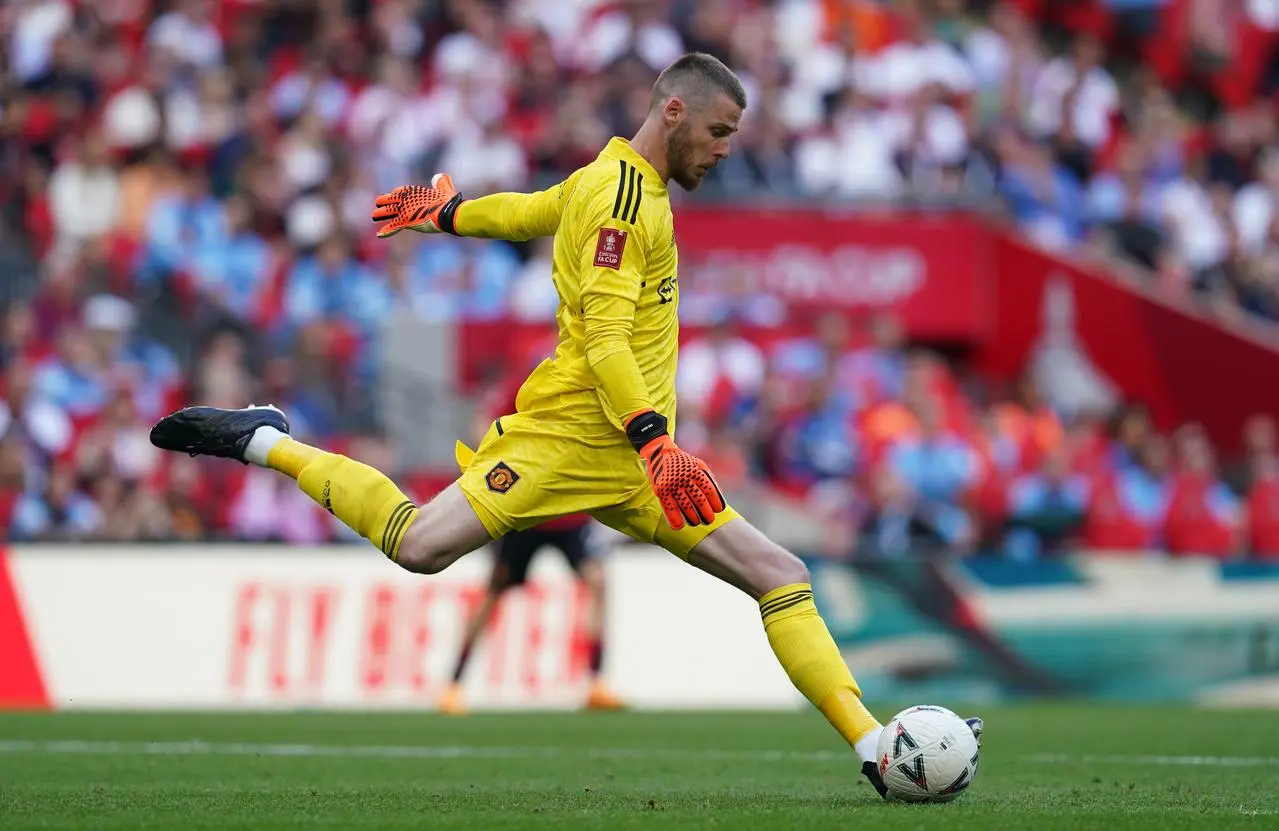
149, 52, 977, 796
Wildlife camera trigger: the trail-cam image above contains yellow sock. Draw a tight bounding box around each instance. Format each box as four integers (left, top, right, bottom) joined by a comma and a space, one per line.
271, 440, 418, 561
760, 583, 881, 747
266, 438, 322, 479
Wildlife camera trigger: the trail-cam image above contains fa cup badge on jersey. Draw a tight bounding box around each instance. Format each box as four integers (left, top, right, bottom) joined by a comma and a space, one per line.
594, 228, 628, 270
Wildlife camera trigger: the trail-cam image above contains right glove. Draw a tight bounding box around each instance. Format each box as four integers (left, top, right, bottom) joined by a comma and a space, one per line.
626, 410, 726, 530
371, 173, 465, 238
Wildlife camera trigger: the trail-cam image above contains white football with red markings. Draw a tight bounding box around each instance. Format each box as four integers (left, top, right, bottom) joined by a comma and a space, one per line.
876, 705, 980, 802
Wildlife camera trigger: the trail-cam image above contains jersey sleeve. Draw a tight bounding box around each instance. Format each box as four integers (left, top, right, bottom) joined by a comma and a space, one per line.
573, 167, 653, 422
453, 178, 570, 241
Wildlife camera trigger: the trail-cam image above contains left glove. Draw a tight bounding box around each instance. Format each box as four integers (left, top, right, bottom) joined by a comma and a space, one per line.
626, 409, 726, 530
371, 173, 465, 238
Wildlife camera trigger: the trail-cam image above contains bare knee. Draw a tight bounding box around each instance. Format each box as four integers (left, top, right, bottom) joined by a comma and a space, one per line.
392, 494, 491, 575
395, 521, 464, 574
768, 549, 810, 589
747, 544, 808, 593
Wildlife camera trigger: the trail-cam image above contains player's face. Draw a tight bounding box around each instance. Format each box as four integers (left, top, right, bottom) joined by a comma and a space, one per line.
666, 92, 742, 191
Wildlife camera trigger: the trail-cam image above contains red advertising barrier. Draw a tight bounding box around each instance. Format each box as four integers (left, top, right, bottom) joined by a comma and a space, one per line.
978, 236, 1279, 452
674, 207, 995, 341
0, 549, 49, 709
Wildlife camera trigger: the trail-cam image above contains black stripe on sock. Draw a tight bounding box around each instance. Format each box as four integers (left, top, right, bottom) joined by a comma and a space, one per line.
380, 500, 413, 554
385, 504, 418, 559
619, 164, 637, 225
628, 173, 643, 223
760, 593, 814, 620
611, 159, 627, 219
381, 501, 415, 556
760, 589, 813, 619
759, 588, 810, 615
380, 501, 408, 553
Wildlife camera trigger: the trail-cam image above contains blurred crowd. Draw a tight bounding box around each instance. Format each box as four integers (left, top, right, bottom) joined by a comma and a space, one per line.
3, 0, 1279, 557
671, 310, 1279, 561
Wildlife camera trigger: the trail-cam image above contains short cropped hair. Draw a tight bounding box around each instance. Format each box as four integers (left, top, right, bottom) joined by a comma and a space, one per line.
650, 52, 748, 112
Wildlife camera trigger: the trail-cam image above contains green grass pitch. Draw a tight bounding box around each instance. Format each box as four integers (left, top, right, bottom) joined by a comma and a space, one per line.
1, 705, 1276, 829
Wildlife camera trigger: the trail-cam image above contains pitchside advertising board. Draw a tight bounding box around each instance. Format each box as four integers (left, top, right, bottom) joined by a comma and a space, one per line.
0, 545, 796, 710
1, 546, 1278, 710
811, 557, 1279, 706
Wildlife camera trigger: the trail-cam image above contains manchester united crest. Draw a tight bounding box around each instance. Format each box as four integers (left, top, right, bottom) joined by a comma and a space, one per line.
485, 462, 520, 494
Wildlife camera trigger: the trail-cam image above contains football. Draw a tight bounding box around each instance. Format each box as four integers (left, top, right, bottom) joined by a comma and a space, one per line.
875, 705, 980, 802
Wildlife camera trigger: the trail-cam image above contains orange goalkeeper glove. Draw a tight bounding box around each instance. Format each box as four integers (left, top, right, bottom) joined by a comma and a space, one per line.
371, 173, 464, 238
626, 410, 726, 530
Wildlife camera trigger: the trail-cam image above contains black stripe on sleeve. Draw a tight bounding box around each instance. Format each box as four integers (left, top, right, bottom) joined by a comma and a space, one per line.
611, 159, 627, 219
619, 164, 637, 225
629, 173, 644, 223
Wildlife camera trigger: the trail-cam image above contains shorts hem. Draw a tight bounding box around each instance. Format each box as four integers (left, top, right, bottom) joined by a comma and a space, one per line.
653, 507, 743, 559
458, 480, 509, 539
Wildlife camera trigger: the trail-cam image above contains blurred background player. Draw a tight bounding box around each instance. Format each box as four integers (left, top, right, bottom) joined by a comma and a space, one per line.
437, 513, 621, 714
442, 363, 623, 714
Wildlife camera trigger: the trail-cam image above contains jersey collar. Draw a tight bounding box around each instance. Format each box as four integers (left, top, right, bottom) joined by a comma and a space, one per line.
601, 137, 666, 192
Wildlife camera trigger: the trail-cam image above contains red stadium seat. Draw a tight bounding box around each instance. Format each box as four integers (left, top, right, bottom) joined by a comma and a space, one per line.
1082, 474, 1150, 552
1247, 474, 1279, 558
1163, 473, 1237, 558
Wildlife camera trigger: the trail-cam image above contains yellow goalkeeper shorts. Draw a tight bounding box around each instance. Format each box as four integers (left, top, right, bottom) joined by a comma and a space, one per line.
454, 413, 740, 558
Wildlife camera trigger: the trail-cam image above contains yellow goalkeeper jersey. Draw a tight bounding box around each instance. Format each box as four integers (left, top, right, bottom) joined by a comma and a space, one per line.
456, 138, 678, 444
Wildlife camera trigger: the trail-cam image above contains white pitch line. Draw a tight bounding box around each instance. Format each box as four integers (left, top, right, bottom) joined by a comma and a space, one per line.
0, 740, 847, 763
1, 741, 1278, 768
0, 741, 558, 760
1027, 753, 1279, 768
